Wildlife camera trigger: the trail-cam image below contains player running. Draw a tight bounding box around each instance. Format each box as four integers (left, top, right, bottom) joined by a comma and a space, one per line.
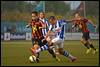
26, 11, 46, 62
32, 16, 77, 62
72, 13, 98, 54
26, 11, 60, 63
38, 11, 60, 61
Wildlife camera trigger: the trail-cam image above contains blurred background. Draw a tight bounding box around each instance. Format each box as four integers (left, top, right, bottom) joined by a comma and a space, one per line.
1, 1, 99, 40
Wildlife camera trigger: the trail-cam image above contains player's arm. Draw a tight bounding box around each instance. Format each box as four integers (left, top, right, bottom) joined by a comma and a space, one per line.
45, 25, 52, 39
59, 19, 76, 29
88, 19, 97, 28
45, 30, 50, 38
39, 21, 46, 29
26, 22, 31, 28
61, 19, 73, 23
62, 19, 78, 29
45, 30, 52, 46
72, 20, 78, 29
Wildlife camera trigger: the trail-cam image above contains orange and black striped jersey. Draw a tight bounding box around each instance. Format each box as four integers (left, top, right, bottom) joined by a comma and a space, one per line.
73, 19, 89, 33
29, 20, 44, 39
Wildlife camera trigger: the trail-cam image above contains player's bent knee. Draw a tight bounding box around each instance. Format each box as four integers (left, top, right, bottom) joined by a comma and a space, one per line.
34, 44, 39, 50
80, 39, 84, 43
58, 48, 63, 54
81, 39, 86, 44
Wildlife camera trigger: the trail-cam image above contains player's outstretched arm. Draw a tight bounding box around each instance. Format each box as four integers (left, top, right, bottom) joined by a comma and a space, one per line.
26, 23, 31, 28
88, 19, 97, 28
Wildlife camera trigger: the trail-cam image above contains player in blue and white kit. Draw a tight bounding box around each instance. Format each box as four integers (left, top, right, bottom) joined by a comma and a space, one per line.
45, 16, 77, 62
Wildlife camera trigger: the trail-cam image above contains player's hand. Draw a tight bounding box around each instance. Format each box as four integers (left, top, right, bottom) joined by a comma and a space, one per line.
44, 36, 47, 39
55, 28, 61, 32
93, 25, 97, 28
72, 25, 75, 29
39, 27, 43, 29
26, 24, 30, 28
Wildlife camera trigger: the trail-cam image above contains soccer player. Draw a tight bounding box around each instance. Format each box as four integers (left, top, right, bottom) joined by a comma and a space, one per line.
38, 11, 60, 61
72, 13, 98, 54
26, 11, 46, 62
32, 16, 77, 62
39, 11, 50, 37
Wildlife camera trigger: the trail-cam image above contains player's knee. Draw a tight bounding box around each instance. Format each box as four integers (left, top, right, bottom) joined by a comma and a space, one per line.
34, 44, 39, 50
59, 49, 63, 54
87, 40, 92, 44
80, 39, 84, 43
49, 45, 54, 49
81, 39, 86, 44
88, 41, 92, 45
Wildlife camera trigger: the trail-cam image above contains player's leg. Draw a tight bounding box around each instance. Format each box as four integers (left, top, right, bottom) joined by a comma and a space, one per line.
34, 44, 40, 62
32, 37, 50, 54
35, 42, 40, 59
31, 42, 60, 62
45, 37, 60, 62
81, 38, 92, 54
30, 38, 53, 54
30, 43, 40, 63
81, 36, 90, 49
30, 42, 57, 59
57, 42, 77, 62
81, 32, 92, 54
48, 37, 61, 62
58, 48, 77, 62
30, 37, 60, 62
30, 38, 39, 57
87, 39, 98, 54
41, 38, 57, 58
48, 43, 61, 62
47, 47, 56, 58
51, 38, 76, 62
31, 41, 49, 55
30, 38, 40, 63
87, 32, 98, 54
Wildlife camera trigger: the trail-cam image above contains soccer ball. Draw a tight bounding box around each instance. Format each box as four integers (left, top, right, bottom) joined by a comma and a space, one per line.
29, 55, 36, 63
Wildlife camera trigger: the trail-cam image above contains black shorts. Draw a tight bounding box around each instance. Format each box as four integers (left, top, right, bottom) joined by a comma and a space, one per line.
32, 37, 47, 47
82, 32, 90, 40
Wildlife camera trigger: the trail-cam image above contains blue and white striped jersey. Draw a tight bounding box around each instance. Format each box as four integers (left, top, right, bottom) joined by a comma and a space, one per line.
40, 18, 50, 36
56, 20, 66, 40
48, 20, 66, 40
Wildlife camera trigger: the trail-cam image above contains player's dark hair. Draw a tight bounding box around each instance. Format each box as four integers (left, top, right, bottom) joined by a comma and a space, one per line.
32, 11, 38, 16
49, 16, 56, 20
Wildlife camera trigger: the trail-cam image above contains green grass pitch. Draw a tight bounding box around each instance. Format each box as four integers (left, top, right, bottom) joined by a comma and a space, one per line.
1, 40, 99, 66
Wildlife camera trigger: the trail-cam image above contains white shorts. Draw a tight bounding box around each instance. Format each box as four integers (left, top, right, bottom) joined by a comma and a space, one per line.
51, 37, 64, 49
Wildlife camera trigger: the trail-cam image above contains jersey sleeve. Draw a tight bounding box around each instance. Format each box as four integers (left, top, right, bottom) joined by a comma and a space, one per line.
61, 20, 67, 25
58, 20, 66, 26
26, 22, 32, 28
